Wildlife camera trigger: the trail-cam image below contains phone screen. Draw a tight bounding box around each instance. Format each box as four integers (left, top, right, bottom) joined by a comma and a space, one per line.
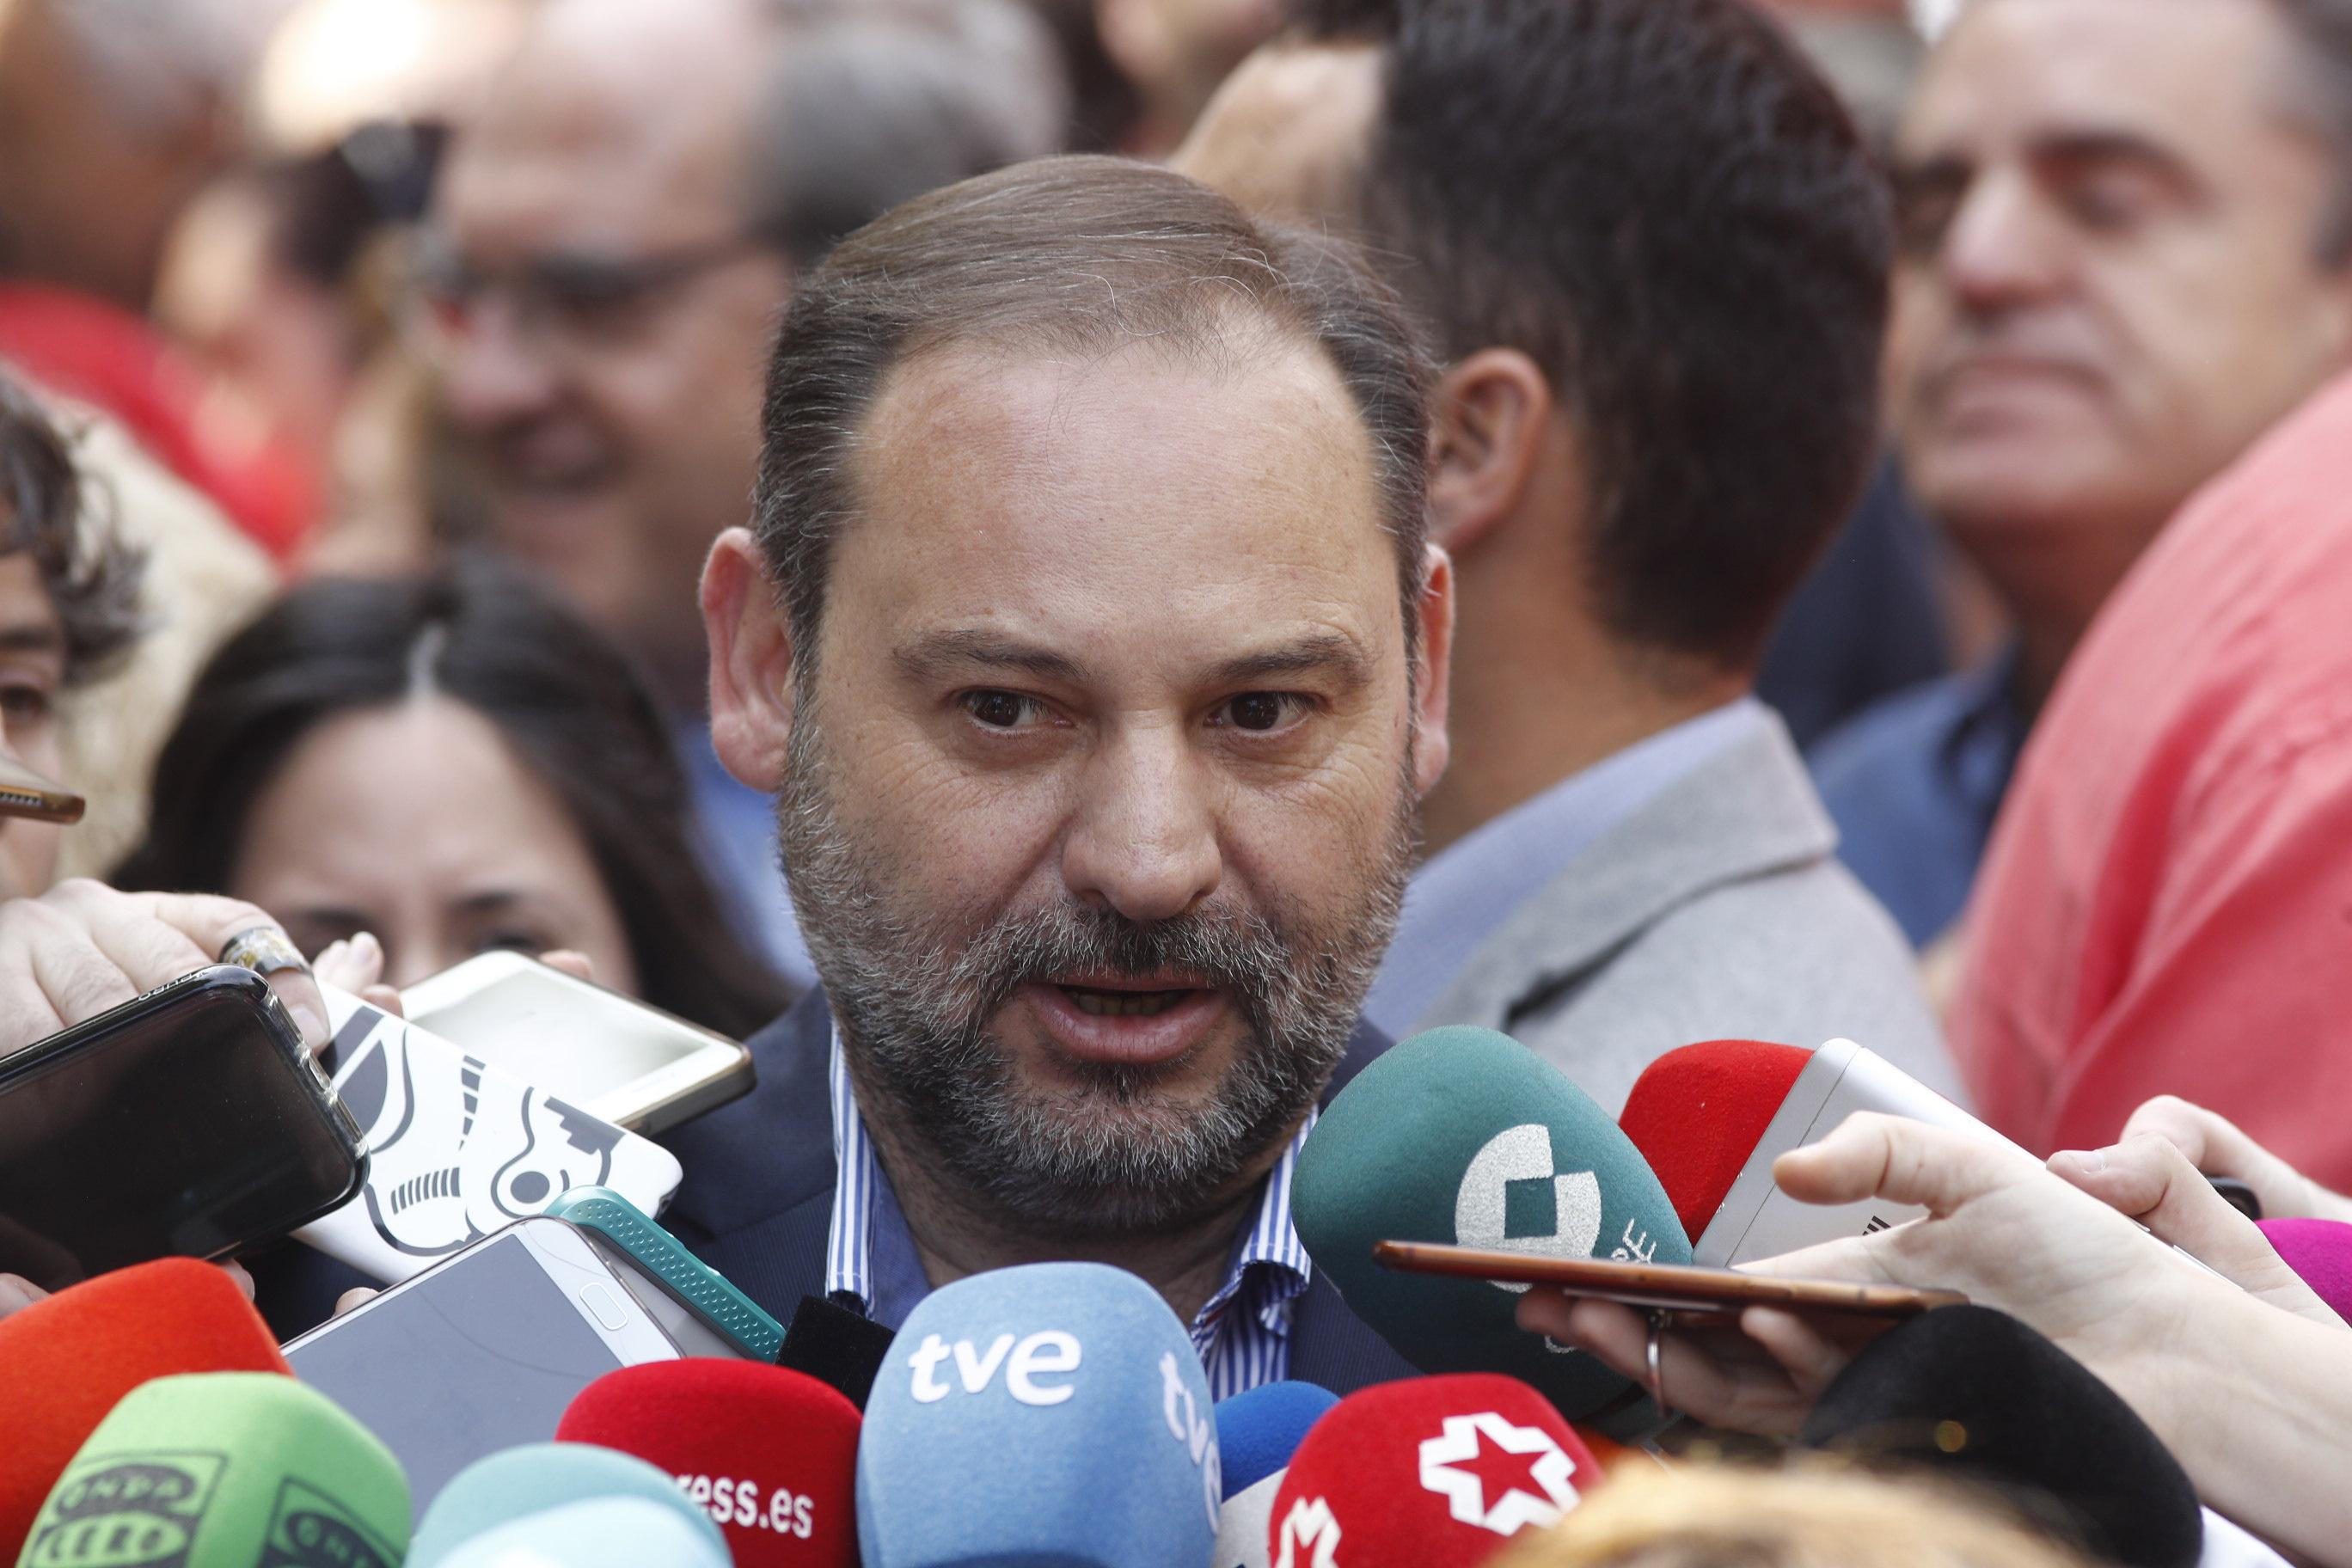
286, 1228, 649, 1516
0, 977, 359, 1290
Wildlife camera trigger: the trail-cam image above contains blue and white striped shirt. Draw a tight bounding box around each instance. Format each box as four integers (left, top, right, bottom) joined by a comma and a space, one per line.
823, 1031, 1314, 1400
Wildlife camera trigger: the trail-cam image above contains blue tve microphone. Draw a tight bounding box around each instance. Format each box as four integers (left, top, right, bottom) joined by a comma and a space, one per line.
858, 1262, 1221, 1568
432, 1496, 732, 1567
407, 1442, 729, 1566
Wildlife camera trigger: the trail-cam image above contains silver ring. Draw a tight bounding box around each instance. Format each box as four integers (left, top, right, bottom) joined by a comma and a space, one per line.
218, 925, 309, 977
1645, 1308, 1671, 1417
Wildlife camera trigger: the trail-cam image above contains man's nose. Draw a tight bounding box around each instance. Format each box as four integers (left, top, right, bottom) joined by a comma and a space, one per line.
1059, 723, 1223, 925
438, 297, 564, 430
1941, 171, 2070, 312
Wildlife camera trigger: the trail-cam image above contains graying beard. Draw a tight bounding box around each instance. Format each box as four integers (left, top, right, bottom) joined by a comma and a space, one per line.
776, 697, 1411, 1239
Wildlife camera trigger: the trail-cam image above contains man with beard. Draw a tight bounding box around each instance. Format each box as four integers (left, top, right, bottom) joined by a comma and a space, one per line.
660, 155, 1452, 1394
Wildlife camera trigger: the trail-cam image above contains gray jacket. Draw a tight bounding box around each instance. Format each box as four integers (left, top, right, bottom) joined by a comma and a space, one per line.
1411, 719, 1960, 1115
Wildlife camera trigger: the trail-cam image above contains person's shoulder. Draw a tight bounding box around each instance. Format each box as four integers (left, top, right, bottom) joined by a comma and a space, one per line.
657, 987, 838, 1241
1808, 670, 1984, 795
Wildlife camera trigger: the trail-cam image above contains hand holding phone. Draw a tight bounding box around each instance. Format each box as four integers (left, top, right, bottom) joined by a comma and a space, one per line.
1374, 1240, 1965, 1324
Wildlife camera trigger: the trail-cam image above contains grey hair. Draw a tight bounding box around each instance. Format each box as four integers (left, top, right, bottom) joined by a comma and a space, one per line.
2267, 0, 2352, 263
745, 0, 1071, 266
750, 155, 1436, 674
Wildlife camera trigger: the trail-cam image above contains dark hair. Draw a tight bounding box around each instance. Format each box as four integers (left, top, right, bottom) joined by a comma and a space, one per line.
1306, 0, 1892, 672
117, 559, 792, 1040
744, 0, 1068, 266
753, 154, 1434, 667
0, 371, 144, 679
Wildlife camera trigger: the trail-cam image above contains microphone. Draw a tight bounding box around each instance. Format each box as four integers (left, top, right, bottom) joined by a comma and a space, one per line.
1620, 1038, 2012, 1265
15, 1371, 408, 1568
0, 1259, 291, 1560
859, 1261, 1222, 1568
1799, 1304, 2202, 1568
2258, 1218, 2352, 1321
775, 1293, 898, 1410
1291, 1026, 1690, 1422
429, 1496, 731, 1568
407, 1442, 730, 1565
1213, 1383, 1337, 1568
556, 1359, 861, 1566
1270, 1373, 1602, 1567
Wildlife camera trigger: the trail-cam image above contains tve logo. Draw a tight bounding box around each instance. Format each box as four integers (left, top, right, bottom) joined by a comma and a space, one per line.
905, 1330, 1083, 1406
1160, 1352, 1224, 1530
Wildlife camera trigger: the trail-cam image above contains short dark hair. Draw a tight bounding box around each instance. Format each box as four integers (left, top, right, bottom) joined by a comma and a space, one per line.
117, 559, 792, 1040
2250, 0, 2352, 261
0, 372, 144, 680
752, 154, 1434, 665
1307, 0, 1893, 672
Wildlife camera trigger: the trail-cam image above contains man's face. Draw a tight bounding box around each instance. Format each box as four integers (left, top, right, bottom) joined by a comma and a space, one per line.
0, 550, 69, 899
1888, 0, 2352, 554
431, 7, 791, 695
776, 334, 1447, 1239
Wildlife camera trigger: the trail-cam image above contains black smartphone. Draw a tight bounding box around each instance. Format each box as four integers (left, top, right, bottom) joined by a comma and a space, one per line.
0, 965, 368, 1291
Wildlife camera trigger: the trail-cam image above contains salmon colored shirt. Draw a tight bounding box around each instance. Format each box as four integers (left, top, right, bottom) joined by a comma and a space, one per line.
1951, 370, 2352, 1191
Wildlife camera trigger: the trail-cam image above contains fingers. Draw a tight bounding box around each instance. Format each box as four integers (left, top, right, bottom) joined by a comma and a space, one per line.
2121, 1095, 2350, 1224
334, 1286, 378, 1317
313, 933, 385, 995
1516, 1291, 1815, 1437
1773, 1113, 2043, 1217
538, 950, 595, 983
2051, 1134, 2343, 1325
132, 891, 331, 1048
0, 1271, 47, 1320
218, 1259, 255, 1302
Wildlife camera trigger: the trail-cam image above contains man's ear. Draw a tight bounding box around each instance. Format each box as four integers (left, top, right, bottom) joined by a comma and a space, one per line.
1411, 541, 1455, 799
1429, 347, 1553, 560
701, 528, 796, 792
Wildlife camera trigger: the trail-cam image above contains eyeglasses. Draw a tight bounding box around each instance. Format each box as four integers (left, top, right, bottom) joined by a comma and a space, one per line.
405, 230, 768, 363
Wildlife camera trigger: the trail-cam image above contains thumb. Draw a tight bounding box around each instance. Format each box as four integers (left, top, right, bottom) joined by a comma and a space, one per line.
2051, 1134, 2343, 1325
1773, 1113, 2046, 1217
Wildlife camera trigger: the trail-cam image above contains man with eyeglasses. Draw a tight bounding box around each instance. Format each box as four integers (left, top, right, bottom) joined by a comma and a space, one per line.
416, 0, 1066, 983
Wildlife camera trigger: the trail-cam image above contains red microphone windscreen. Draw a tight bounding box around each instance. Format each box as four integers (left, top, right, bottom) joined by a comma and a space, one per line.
1270, 1375, 1601, 1568
556, 1358, 861, 1568
0, 1258, 290, 1559
1619, 1040, 1810, 1242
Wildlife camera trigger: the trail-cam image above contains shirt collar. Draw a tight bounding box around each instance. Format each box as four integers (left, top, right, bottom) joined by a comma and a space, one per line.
822, 1026, 1314, 1333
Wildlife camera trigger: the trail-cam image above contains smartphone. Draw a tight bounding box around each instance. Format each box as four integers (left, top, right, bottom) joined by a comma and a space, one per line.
0, 754, 83, 824
548, 1185, 786, 1361
283, 1216, 679, 1517
400, 952, 754, 1135
0, 966, 366, 1292
1373, 1240, 1967, 1322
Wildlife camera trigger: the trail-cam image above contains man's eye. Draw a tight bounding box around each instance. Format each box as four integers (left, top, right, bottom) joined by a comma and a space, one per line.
963, 690, 1043, 730
0, 685, 52, 726
1218, 693, 1305, 733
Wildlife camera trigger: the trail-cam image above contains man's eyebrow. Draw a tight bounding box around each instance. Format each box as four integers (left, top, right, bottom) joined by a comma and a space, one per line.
1207, 630, 1374, 690
2027, 127, 2194, 178
0, 621, 65, 658
893, 628, 1087, 685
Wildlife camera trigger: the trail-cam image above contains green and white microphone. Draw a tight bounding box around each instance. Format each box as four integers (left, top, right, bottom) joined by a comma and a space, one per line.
14, 1372, 409, 1568
1292, 1026, 1692, 1428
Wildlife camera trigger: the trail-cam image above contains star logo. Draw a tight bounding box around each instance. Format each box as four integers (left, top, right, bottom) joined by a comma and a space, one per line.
1417, 1412, 1583, 1535
1273, 1497, 1342, 1568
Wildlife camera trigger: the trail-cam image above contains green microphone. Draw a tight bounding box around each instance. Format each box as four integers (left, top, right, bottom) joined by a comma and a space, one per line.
1292, 1026, 1692, 1424
15, 1372, 409, 1568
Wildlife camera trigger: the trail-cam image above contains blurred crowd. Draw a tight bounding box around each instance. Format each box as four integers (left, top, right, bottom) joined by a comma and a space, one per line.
9, 0, 2352, 1557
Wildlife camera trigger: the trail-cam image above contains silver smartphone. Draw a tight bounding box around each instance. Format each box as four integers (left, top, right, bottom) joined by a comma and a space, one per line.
282, 1216, 678, 1517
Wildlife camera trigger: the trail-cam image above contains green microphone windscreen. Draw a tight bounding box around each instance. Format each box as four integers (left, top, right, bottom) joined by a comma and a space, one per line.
15, 1371, 409, 1568
1292, 1026, 1691, 1419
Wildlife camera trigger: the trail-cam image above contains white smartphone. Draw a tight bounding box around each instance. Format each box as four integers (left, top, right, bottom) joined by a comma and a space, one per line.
283, 1216, 679, 1518
400, 952, 754, 1135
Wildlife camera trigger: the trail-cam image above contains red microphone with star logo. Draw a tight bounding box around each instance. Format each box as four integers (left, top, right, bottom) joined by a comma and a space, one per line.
1267, 1374, 1601, 1567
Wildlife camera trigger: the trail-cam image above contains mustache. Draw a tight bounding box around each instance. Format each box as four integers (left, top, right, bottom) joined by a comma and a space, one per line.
943, 897, 1297, 1033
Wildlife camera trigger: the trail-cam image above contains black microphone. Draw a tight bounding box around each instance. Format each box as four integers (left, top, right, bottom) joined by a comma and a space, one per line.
774, 1293, 897, 1410
1799, 1305, 2202, 1568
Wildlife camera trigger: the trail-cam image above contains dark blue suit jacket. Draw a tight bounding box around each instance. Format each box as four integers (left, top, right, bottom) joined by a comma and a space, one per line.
657, 988, 1416, 1395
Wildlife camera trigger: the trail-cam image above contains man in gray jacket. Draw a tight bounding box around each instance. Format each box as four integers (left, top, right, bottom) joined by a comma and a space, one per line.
1179, 0, 1958, 1110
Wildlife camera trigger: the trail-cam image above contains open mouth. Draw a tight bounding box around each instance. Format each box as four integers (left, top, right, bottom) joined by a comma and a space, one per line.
1059, 985, 1201, 1019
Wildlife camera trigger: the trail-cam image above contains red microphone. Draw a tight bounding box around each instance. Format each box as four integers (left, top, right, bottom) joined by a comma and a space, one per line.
556, 1358, 861, 1568
0, 1258, 291, 1559
1269, 1375, 1601, 1568
1619, 1038, 2010, 1265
